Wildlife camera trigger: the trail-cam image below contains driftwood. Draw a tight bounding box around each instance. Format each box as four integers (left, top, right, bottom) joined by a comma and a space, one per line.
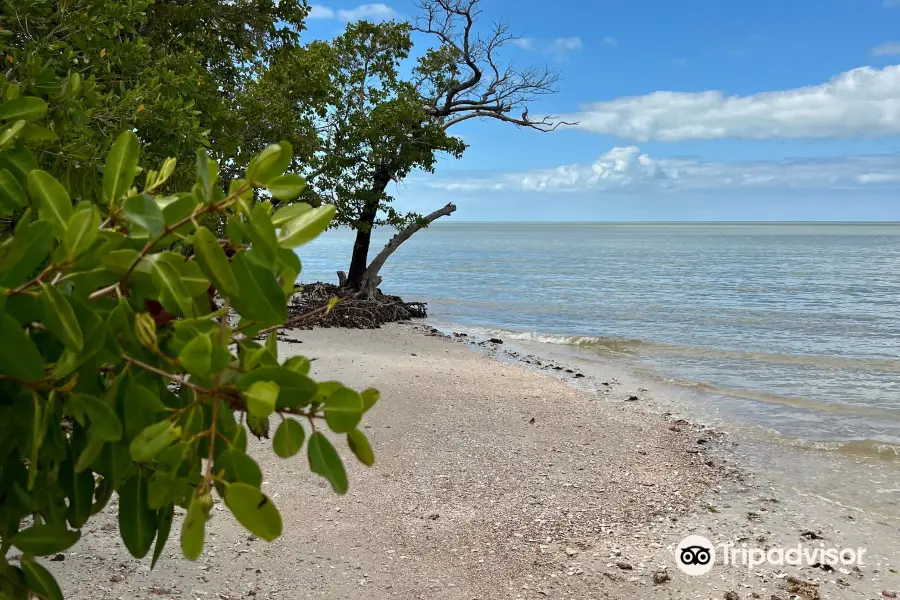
288, 283, 427, 329
353, 202, 456, 299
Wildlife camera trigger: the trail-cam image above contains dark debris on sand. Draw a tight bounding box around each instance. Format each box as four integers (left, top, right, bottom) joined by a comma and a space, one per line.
287, 282, 428, 329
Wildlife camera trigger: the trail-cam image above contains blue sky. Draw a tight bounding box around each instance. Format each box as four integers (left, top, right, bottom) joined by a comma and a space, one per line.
304, 0, 900, 221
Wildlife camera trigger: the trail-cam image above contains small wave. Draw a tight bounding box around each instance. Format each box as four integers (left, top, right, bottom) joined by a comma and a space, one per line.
435, 323, 900, 372
573, 338, 900, 373
435, 325, 612, 347
794, 439, 900, 462
653, 377, 900, 420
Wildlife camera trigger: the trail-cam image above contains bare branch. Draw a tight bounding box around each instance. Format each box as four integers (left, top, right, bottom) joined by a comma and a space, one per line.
413, 0, 575, 132
441, 111, 575, 132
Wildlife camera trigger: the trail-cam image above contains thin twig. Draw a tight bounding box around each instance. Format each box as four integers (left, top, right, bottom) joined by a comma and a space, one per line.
124, 355, 208, 393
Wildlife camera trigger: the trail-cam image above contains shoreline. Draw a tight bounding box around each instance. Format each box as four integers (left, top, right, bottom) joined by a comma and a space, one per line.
49, 322, 897, 599
423, 320, 900, 513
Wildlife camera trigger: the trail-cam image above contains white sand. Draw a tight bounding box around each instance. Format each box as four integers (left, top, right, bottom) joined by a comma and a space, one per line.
45, 323, 897, 599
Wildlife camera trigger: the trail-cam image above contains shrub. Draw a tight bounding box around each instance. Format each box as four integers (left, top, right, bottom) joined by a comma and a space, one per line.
0, 95, 376, 599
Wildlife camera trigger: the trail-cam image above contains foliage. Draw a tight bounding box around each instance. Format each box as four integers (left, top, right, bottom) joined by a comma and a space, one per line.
0, 93, 377, 597
295, 21, 465, 231
0, 0, 308, 199
246, 0, 563, 292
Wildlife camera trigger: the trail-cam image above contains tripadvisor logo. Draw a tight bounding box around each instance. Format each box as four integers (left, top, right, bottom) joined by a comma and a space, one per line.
675, 535, 715, 576
674, 534, 867, 576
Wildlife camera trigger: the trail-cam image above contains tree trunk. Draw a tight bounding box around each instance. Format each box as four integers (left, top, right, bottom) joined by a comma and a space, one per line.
357, 202, 456, 298
344, 175, 390, 291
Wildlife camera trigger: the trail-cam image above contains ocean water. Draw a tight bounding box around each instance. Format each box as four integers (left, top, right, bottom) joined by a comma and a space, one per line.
300, 222, 900, 460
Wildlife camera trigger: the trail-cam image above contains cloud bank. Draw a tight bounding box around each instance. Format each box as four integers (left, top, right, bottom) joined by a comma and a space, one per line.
416, 148, 900, 193
308, 3, 397, 21
562, 65, 900, 141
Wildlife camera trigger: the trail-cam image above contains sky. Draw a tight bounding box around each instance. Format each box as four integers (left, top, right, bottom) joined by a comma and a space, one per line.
303, 0, 900, 221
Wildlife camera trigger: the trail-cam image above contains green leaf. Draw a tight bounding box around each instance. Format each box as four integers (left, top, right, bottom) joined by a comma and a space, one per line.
118, 470, 158, 559
195, 150, 218, 204
92, 477, 114, 515
123, 381, 168, 441
245, 381, 278, 419
224, 483, 283, 541
21, 556, 63, 600
153, 252, 208, 296
347, 429, 374, 466
307, 432, 348, 494
0, 97, 48, 122
103, 131, 140, 205
230, 250, 287, 326
193, 226, 239, 296
324, 387, 363, 434
151, 504, 174, 569
29, 393, 43, 490
178, 333, 212, 376
130, 421, 180, 463
247, 203, 279, 263
361, 388, 380, 412
64, 459, 94, 528
123, 194, 165, 239
39, 283, 83, 351
215, 449, 262, 487
11, 525, 80, 556
246, 414, 270, 439
273, 419, 305, 458
226, 215, 248, 245
159, 193, 198, 228
151, 260, 194, 318
265, 174, 306, 201
70, 394, 122, 441
270, 203, 311, 227
0, 119, 25, 148
0, 146, 37, 182
21, 123, 58, 144
0, 220, 53, 288
0, 312, 45, 382
0, 169, 26, 209
278, 204, 335, 248
26, 170, 72, 239
63, 206, 100, 260
74, 434, 105, 474
283, 356, 311, 376
247, 142, 292, 185
181, 492, 212, 561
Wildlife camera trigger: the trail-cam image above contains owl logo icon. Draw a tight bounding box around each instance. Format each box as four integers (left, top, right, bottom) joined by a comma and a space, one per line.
675, 535, 715, 575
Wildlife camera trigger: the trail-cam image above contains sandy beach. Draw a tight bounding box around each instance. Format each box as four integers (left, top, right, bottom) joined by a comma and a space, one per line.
48, 323, 897, 600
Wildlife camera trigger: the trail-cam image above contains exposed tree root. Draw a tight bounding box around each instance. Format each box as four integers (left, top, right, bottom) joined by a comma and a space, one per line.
287, 282, 427, 329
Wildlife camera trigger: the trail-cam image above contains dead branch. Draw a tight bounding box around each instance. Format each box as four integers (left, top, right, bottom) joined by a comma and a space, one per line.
359, 202, 456, 296
413, 0, 576, 132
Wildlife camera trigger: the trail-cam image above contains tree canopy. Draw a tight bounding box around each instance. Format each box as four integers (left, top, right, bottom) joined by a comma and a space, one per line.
0, 0, 308, 198
243, 0, 567, 295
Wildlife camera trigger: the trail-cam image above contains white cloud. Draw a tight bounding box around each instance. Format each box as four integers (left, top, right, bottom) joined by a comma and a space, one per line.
337, 3, 396, 21
602, 36, 618, 46
551, 36, 582, 52
308, 4, 336, 18
872, 41, 900, 56
512, 37, 536, 51
308, 3, 396, 22
561, 65, 900, 141
416, 147, 900, 193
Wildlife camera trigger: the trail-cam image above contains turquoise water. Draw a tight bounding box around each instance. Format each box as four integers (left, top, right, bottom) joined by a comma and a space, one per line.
300, 222, 900, 454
